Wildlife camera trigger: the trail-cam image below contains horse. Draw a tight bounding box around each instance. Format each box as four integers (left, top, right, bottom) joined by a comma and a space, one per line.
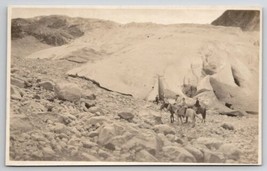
184, 108, 197, 127
193, 105, 206, 123
166, 103, 187, 124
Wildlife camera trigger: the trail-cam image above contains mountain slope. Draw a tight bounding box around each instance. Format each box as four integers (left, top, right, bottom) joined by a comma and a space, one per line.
211, 10, 260, 31
12, 16, 260, 113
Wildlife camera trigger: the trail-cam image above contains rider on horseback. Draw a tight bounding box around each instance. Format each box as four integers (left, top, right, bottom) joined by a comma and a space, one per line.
195, 98, 200, 107
193, 98, 206, 123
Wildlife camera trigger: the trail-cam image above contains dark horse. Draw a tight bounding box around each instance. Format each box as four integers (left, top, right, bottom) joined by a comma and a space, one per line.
161, 101, 187, 124
160, 101, 175, 123
193, 105, 206, 123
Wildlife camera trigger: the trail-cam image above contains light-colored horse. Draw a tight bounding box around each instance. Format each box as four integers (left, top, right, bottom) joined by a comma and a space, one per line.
184, 108, 198, 127
166, 104, 186, 124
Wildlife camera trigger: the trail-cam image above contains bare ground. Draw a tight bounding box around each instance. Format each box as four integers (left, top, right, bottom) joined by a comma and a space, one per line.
9, 56, 259, 164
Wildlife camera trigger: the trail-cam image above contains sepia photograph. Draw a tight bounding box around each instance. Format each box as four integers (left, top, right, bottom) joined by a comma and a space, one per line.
6, 6, 262, 165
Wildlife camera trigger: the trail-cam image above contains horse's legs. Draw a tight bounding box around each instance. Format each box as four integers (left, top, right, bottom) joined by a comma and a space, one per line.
171, 115, 174, 123
201, 113, 206, 123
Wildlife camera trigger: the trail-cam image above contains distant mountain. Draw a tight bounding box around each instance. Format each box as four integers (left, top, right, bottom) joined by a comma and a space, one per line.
11, 15, 118, 46
211, 10, 260, 31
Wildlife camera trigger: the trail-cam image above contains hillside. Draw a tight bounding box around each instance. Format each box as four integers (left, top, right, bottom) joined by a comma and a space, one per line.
211, 10, 260, 31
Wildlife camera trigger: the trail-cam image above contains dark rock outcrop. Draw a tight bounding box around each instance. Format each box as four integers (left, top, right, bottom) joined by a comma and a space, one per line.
211, 10, 260, 31
11, 16, 84, 46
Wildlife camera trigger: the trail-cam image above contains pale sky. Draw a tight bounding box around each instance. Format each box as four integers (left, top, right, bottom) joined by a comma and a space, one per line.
10, 7, 226, 24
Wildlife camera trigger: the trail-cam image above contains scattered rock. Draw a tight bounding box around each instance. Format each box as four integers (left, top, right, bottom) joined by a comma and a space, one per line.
82, 140, 97, 148
38, 81, 55, 91
11, 68, 19, 74
163, 146, 196, 162
86, 116, 107, 126
81, 153, 99, 161
98, 149, 111, 159
157, 133, 173, 146
54, 82, 82, 102
31, 132, 46, 141
80, 98, 96, 109
33, 94, 41, 99
218, 143, 241, 160
42, 145, 56, 156
118, 112, 135, 121
196, 137, 223, 150
88, 131, 99, 138
52, 122, 66, 134
98, 123, 125, 145
202, 149, 225, 163
104, 142, 116, 151
139, 109, 163, 125
165, 134, 175, 142
10, 115, 33, 133
185, 145, 204, 162
153, 124, 175, 135
68, 137, 81, 146
82, 90, 96, 100
221, 123, 235, 130
88, 106, 102, 114
10, 85, 23, 100
174, 137, 184, 145
11, 77, 26, 88
122, 130, 163, 156
136, 149, 158, 162
31, 150, 43, 158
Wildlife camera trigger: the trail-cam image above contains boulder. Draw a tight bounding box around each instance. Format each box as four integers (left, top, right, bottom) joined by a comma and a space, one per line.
218, 143, 241, 160
138, 109, 163, 125
221, 123, 235, 130
38, 81, 55, 91
10, 115, 33, 133
31, 150, 43, 158
68, 137, 81, 146
163, 146, 196, 163
185, 145, 204, 162
54, 82, 82, 102
104, 142, 116, 151
88, 131, 99, 138
122, 130, 163, 156
202, 149, 225, 163
88, 106, 102, 114
98, 123, 125, 145
118, 112, 135, 121
157, 133, 173, 146
10, 85, 23, 100
98, 149, 111, 159
11, 68, 19, 74
11, 77, 26, 88
82, 140, 97, 148
85, 116, 107, 126
51, 122, 67, 134
196, 137, 223, 150
80, 153, 99, 161
31, 132, 47, 141
135, 149, 158, 162
82, 90, 96, 100
80, 98, 96, 109
21, 101, 46, 114
153, 124, 175, 135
